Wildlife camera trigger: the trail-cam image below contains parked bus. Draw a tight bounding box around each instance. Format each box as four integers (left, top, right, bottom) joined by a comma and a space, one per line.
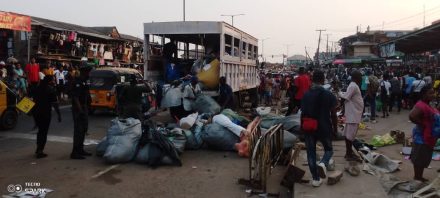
143, 21, 260, 105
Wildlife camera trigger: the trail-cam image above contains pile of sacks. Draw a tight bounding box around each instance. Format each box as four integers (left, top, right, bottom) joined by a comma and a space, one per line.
96, 118, 182, 167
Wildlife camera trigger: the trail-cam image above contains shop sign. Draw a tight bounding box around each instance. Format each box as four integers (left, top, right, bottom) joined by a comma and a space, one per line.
0, 12, 31, 32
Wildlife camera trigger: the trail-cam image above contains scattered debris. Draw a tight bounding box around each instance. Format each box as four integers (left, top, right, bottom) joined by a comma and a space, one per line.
327, 170, 343, 185
345, 161, 360, 176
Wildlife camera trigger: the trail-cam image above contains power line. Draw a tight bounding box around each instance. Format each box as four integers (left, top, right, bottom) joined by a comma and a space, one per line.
370, 4, 440, 28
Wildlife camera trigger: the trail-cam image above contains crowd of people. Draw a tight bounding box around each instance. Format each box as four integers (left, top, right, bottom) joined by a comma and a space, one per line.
0, 57, 93, 160
0, 57, 81, 101
259, 65, 439, 187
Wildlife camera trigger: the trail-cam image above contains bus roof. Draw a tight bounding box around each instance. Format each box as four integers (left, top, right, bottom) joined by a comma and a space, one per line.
143, 21, 258, 42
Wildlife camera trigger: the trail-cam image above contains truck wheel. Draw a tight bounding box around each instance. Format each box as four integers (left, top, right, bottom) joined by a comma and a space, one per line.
1, 109, 18, 130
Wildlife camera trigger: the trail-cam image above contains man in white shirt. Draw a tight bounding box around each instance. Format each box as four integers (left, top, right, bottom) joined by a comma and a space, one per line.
54, 66, 66, 100
412, 78, 426, 104
340, 70, 364, 162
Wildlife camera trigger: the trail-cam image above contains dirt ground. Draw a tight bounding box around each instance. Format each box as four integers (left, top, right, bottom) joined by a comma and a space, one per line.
0, 109, 438, 198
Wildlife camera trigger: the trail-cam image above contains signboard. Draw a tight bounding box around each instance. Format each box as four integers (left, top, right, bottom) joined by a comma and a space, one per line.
380, 43, 395, 58
0, 12, 31, 32
16, 97, 35, 114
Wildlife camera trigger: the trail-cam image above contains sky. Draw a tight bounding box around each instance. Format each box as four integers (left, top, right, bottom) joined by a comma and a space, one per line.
3, 0, 440, 63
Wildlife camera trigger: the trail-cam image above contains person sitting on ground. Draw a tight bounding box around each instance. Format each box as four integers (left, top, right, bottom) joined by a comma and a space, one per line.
409, 85, 438, 182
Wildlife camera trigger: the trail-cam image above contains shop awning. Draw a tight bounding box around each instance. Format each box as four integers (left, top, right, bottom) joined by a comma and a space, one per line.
0, 12, 31, 32
379, 22, 440, 54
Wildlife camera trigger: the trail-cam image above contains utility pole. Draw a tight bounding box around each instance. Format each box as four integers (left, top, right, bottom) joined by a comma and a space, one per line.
315, 29, 326, 66
325, 34, 331, 60
183, 0, 186, 21
284, 44, 293, 65
261, 37, 270, 62
221, 14, 245, 27
423, 5, 426, 27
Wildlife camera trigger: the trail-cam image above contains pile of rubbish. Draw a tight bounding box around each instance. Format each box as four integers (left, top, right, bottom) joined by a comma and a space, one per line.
96, 100, 303, 166
370, 130, 405, 147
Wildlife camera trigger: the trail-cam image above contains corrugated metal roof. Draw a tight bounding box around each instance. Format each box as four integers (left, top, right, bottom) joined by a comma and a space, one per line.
31, 16, 114, 40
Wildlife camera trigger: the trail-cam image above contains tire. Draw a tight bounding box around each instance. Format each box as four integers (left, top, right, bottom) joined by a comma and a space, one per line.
1, 109, 18, 130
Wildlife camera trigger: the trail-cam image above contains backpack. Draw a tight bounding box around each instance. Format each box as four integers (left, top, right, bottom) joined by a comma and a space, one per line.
368, 76, 379, 93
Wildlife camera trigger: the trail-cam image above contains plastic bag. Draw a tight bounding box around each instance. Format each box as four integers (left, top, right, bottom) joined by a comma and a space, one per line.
161, 86, 183, 108
370, 134, 396, 147
96, 137, 108, 157
103, 118, 142, 164
221, 109, 250, 126
260, 114, 300, 131
371, 135, 385, 147
201, 123, 240, 151
194, 95, 221, 114
197, 59, 220, 88
184, 124, 204, 150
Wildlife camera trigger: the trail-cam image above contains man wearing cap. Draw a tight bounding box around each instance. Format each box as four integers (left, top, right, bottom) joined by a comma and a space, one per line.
182, 76, 201, 115
70, 65, 92, 159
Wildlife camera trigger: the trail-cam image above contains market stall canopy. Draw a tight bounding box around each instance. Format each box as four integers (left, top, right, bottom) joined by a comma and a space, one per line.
379, 22, 440, 55
0, 12, 31, 32
333, 59, 362, 64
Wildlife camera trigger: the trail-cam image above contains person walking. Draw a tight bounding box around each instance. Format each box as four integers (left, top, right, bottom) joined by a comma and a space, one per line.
70, 65, 93, 159
218, 76, 234, 110
389, 74, 402, 112
380, 73, 391, 118
301, 70, 338, 187
25, 57, 40, 98
412, 76, 426, 107
294, 67, 311, 111
366, 72, 379, 123
33, 76, 61, 158
14, 63, 27, 98
54, 65, 66, 101
409, 85, 438, 182
340, 70, 364, 161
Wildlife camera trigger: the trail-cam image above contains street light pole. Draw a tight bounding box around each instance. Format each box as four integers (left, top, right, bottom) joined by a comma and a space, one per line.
221, 14, 245, 27
183, 0, 186, 21
284, 44, 293, 65
261, 37, 270, 62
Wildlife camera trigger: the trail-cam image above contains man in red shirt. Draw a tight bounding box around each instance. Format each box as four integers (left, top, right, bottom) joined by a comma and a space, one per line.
294, 67, 311, 111
25, 57, 40, 97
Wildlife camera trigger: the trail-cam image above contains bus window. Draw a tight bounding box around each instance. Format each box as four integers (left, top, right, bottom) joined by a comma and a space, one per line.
189, 43, 196, 59
254, 46, 258, 60
233, 37, 240, 57
224, 34, 232, 56
242, 42, 247, 58
248, 44, 254, 59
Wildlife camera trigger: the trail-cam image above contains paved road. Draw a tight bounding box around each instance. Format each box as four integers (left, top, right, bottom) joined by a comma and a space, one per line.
0, 108, 436, 197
